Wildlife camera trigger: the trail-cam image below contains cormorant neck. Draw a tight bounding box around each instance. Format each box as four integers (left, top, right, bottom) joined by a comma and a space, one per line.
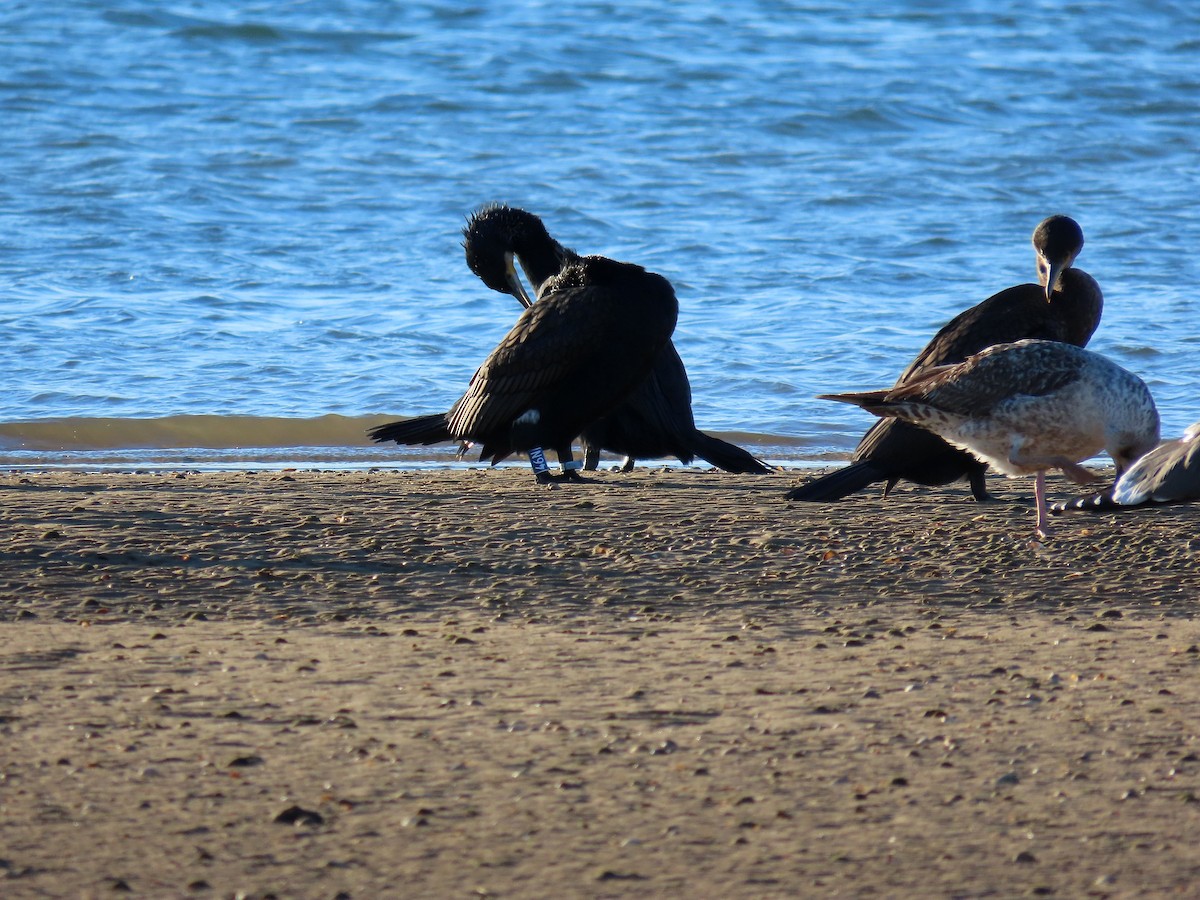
514, 238, 572, 294
1052, 267, 1102, 301
1051, 267, 1103, 347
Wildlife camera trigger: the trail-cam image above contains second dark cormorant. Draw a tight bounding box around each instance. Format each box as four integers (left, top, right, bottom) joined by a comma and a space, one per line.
462, 204, 773, 475
370, 210, 678, 483
787, 215, 1103, 502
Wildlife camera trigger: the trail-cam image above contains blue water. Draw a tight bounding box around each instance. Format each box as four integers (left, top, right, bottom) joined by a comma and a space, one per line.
3, 1, 1199, 467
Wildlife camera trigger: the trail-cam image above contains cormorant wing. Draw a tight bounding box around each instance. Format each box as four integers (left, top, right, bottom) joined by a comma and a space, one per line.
445, 284, 629, 438
637, 342, 696, 430
895, 283, 1060, 385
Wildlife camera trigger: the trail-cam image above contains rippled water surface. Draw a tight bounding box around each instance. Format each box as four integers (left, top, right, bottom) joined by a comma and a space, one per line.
3, 1, 1199, 466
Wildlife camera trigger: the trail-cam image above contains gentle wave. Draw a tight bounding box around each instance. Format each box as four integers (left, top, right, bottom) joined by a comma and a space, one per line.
0, 415, 820, 470
0, 414, 389, 451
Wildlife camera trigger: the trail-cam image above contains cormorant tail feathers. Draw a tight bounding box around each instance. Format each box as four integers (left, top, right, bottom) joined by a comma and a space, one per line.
369, 414, 453, 446
687, 432, 774, 474
785, 462, 886, 502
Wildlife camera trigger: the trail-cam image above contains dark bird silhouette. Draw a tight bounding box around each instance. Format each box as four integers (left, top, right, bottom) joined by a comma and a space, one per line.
1051, 422, 1200, 513
787, 215, 1103, 502
820, 340, 1160, 538
461, 204, 772, 475
369, 209, 678, 483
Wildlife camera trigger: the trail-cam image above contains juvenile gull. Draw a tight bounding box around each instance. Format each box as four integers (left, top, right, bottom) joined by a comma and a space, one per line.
461, 204, 772, 474
370, 209, 678, 484
818, 340, 1160, 538
788, 215, 1103, 503
1051, 422, 1200, 512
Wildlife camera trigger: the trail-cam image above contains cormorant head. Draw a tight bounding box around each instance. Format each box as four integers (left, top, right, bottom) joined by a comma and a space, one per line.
1032, 215, 1084, 301
462, 204, 567, 307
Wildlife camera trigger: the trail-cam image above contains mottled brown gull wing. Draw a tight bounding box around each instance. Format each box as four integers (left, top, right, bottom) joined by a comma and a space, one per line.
885, 340, 1087, 417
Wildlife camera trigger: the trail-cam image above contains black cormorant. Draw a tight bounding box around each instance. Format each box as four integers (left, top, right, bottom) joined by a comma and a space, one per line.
787, 215, 1103, 502
369, 209, 678, 483
820, 340, 1160, 538
1051, 422, 1200, 513
461, 204, 772, 475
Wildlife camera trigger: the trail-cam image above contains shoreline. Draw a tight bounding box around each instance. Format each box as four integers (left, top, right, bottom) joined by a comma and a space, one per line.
0, 449, 833, 478
0, 456, 834, 475
2, 468, 1198, 897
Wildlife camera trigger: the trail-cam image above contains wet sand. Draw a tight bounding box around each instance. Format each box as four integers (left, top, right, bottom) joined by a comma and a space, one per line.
2, 467, 1199, 898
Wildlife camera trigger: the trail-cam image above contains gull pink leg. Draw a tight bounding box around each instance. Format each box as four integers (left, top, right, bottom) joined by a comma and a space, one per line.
1034, 470, 1051, 538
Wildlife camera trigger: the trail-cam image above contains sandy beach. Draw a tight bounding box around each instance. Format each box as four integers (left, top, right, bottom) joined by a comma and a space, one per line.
2, 467, 1199, 898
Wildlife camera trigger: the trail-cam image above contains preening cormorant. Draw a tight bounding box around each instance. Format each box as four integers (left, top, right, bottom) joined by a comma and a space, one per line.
787, 215, 1103, 502
369, 210, 678, 483
820, 340, 1160, 538
461, 204, 772, 475
1051, 422, 1200, 513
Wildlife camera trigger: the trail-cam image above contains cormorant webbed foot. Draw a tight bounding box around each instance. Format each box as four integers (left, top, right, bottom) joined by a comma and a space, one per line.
554, 460, 589, 482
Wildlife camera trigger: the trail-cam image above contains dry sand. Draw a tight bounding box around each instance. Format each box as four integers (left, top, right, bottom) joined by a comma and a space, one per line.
1, 467, 1199, 898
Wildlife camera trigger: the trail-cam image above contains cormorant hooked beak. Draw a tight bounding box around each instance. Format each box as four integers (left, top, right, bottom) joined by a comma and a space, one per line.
1043, 259, 1063, 301
1042, 250, 1077, 301
504, 252, 534, 308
